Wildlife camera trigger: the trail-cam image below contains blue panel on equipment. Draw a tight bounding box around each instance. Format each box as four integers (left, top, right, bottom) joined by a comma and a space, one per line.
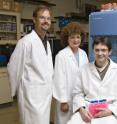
89, 11, 117, 62
90, 11, 117, 36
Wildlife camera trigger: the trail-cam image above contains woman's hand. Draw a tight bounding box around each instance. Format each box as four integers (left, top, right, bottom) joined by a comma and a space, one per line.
60, 103, 69, 112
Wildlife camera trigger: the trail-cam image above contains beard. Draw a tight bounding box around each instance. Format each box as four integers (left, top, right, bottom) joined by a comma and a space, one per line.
41, 22, 51, 31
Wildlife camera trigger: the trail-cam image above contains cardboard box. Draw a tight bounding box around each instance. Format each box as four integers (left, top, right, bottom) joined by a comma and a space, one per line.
0, 0, 13, 11
12, 2, 23, 12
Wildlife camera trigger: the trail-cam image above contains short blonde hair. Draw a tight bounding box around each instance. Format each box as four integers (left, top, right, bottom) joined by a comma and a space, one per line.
33, 5, 51, 17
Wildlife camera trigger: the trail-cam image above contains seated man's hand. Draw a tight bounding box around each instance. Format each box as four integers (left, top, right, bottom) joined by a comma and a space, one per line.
79, 107, 93, 123
94, 109, 113, 118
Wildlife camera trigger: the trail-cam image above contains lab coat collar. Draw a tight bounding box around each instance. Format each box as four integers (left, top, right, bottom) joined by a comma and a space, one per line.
66, 46, 80, 57
90, 62, 101, 80
92, 59, 117, 69
91, 58, 117, 69
90, 58, 117, 80
109, 59, 117, 69
102, 59, 117, 84
66, 46, 74, 56
31, 30, 49, 55
31, 30, 41, 40
66, 46, 79, 66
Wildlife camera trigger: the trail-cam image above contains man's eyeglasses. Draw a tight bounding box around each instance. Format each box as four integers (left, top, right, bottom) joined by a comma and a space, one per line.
94, 48, 108, 53
38, 16, 51, 21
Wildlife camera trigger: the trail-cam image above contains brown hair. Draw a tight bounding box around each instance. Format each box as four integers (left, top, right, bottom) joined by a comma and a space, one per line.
33, 5, 51, 17
92, 36, 112, 51
60, 21, 86, 47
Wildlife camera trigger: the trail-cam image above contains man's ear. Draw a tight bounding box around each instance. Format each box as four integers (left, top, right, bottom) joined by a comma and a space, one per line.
109, 50, 112, 56
32, 17, 36, 24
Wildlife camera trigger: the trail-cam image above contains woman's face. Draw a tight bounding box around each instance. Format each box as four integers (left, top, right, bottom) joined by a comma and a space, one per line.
68, 34, 81, 50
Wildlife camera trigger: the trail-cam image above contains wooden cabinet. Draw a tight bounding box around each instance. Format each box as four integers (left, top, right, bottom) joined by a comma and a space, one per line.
0, 11, 20, 44
0, 68, 12, 104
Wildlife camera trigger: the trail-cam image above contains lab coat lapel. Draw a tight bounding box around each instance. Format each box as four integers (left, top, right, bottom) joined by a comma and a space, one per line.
31, 30, 50, 71
32, 30, 48, 56
78, 48, 84, 67
47, 41, 53, 67
78, 49, 81, 66
67, 46, 78, 66
102, 60, 117, 85
90, 62, 101, 80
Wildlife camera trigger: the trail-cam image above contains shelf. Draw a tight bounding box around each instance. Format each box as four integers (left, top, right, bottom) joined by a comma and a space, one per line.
54, 16, 70, 19
54, 15, 87, 22
14, 0, 56, 6
0, 40, 17, 44
51, 20, 56, 23
21, 18, 33, 34
56, 30, 61, 34
0, 11, 21, 42
0, 21, 16, 23
0, 31, 17, 33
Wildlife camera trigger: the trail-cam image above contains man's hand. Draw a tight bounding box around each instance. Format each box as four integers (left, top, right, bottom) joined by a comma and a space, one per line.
94, 109, 113, 118
60, 103, 69, 112
79, 107, 93, 123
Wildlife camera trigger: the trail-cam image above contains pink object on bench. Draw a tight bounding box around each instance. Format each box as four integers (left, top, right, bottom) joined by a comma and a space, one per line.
88, 99, 108, 117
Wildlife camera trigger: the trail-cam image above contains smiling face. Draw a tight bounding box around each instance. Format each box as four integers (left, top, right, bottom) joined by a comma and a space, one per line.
33, 9, 51, 33
94, 43, 111, 67
68, 34, 81, 51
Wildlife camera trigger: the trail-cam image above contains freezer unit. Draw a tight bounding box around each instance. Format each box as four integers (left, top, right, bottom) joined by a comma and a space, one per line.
89, 11, 117, 62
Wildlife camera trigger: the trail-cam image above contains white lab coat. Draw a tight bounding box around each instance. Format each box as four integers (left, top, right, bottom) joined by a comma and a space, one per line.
7, 30, 53, 124
67, 59, 117, 124
53, 46, 89, 124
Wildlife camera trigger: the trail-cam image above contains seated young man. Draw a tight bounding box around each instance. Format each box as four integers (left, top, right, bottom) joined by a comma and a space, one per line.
67, 37, 117, 124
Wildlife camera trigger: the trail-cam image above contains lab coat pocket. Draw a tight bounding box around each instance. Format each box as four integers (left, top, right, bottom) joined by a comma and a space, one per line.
26, 83, 51, 105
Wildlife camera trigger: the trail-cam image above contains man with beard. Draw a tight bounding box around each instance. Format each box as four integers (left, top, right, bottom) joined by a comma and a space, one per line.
7, 5, 53, 124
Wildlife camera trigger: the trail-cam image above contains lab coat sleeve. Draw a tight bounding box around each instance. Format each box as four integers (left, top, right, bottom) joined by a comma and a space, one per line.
7, 41, 26, 97
53, 53, 68, 103
108, 100, 117, 116
73, 71, 86, 113
108, 65, 117, 116
47, 41, 54, 75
